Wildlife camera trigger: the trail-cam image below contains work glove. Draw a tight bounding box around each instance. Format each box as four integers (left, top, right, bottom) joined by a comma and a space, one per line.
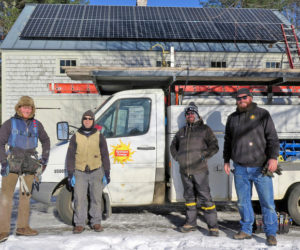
1, 161, 9, 177
103, 170, 110, 185
262, 165, 283, 177
67, 174, 76, 190
39, 158, 48, 168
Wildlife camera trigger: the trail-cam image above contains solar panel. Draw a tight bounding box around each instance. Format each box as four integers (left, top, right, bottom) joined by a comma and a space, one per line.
20, 4, 285, 43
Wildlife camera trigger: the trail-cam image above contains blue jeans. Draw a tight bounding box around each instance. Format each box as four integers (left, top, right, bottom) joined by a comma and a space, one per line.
233, 163, 278, 236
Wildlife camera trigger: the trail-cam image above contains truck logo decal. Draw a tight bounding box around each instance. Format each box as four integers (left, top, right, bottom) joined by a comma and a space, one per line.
110, 139, 135, 165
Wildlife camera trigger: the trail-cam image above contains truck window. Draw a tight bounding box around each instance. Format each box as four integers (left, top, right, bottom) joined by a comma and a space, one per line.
96, 98, 151, 138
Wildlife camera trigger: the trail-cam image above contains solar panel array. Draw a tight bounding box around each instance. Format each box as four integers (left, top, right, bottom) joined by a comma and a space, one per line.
20, 4, 284, 42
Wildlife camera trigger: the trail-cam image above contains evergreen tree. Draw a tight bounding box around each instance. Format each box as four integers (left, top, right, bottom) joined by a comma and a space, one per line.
0, 0, 89, 36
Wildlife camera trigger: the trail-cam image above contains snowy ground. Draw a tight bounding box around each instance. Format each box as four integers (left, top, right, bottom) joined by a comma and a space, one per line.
1, 190, 300, 250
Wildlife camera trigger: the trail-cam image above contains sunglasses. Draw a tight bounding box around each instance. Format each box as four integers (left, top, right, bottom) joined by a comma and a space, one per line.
236, 95, 248, 101
83, 117, 93, 121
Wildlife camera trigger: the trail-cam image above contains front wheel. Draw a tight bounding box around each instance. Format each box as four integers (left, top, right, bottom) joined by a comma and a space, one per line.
287, 184, 300, 226
56, 185, 74, 225
55, 185, 109, 225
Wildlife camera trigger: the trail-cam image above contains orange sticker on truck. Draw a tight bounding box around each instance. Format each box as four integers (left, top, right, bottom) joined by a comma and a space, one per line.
110, 140, 135, 165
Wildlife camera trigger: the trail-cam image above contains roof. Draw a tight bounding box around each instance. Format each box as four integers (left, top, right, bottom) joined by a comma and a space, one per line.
0, 4, 292, 52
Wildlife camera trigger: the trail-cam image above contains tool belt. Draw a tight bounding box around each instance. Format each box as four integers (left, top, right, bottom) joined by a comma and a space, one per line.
7, 148, 41, 175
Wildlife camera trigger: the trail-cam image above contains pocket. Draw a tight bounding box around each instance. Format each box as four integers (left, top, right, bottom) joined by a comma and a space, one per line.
7, 154, 23, 174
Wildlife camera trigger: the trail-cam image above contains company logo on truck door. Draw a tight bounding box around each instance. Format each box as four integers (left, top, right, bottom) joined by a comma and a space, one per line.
110, 139, 136, 165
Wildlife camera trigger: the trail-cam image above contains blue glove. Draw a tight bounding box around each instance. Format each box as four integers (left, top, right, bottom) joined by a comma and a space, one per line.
102, 175, 108, 186
1, 162, 9, 177
68, 175, 76, 188
104, 171, 110, 185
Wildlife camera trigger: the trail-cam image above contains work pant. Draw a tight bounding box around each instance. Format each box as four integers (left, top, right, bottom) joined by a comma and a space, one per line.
181, 170, 218, 229
233, 163, 278, 236
74, 168, 104, 227
0, 173, 34, 233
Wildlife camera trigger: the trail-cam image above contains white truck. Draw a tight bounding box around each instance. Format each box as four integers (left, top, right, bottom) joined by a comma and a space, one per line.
32, 87, 300, 226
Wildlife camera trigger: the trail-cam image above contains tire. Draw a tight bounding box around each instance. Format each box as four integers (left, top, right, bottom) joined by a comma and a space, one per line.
55, 185, 107, 225
287, 184, 300, 226
56, 185, 74, 225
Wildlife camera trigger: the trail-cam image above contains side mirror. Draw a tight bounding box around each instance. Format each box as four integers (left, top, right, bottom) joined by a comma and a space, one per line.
57, 122, 69, 140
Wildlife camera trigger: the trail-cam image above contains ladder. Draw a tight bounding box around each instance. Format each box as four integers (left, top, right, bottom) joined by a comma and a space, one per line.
281, 24, 300, 69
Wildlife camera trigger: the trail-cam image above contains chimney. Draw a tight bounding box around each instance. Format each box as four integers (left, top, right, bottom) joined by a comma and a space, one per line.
136, 0, 147, 6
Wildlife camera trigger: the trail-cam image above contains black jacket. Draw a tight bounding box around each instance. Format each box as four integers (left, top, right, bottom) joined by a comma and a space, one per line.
170, 119, 219, 175
223, 102, 279, 167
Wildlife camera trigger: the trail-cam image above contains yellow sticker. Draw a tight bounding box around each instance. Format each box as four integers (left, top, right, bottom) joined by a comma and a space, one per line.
250, 115, 255, 120
110, 139, 136, 166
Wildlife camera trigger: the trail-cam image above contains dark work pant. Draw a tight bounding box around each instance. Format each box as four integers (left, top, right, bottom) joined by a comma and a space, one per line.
181, 170, 218, 229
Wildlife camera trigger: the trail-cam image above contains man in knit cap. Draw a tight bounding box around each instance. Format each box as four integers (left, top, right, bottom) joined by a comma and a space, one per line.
66, 110, 110, 234
0, 96, 50, 242
170, 102, 219, 236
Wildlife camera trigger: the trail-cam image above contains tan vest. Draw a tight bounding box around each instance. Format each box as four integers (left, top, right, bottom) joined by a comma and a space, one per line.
75, 131, 102, 171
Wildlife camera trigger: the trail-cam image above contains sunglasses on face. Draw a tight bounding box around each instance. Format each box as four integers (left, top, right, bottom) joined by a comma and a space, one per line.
236, 95, 248, 101
186, 111, 195, 116
83, 117, 93, 121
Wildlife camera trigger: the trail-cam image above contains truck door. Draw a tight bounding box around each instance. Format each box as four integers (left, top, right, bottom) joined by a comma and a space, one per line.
95, 94, 157, 205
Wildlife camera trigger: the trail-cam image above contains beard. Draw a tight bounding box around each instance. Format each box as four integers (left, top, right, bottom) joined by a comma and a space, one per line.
237, 101, 252, 112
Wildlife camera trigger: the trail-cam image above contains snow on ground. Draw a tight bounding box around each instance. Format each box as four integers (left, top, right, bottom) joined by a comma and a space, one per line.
1, 191, 300, 250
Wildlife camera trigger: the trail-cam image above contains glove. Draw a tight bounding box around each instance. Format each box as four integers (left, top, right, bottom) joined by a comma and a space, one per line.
39, 158, 48, 167
104, 170, 110, 185
102, 175, 108, 186
1, 161, 9, 177
35, 165, 46, 183
68, 175, 76, 188
262, 165, 283, 177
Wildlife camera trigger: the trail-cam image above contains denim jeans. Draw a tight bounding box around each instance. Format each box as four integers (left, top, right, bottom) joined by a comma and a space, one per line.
233, 163, 278, 236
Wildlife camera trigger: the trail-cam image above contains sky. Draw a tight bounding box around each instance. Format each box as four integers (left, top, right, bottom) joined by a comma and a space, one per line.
88, 0, 202, 7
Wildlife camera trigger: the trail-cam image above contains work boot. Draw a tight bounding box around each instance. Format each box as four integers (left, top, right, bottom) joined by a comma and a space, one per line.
73, 226, 85, 234
233, 231, 252, 240
16, 227, 38, 236
266, 235, 277, 246
0, 233, 9, 243
178, 224, 196, 233
93, 224, 103, 232
208, 228, 219, 237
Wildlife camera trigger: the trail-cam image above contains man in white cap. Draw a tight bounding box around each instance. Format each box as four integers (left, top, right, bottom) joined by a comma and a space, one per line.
170, 102, 219, 236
